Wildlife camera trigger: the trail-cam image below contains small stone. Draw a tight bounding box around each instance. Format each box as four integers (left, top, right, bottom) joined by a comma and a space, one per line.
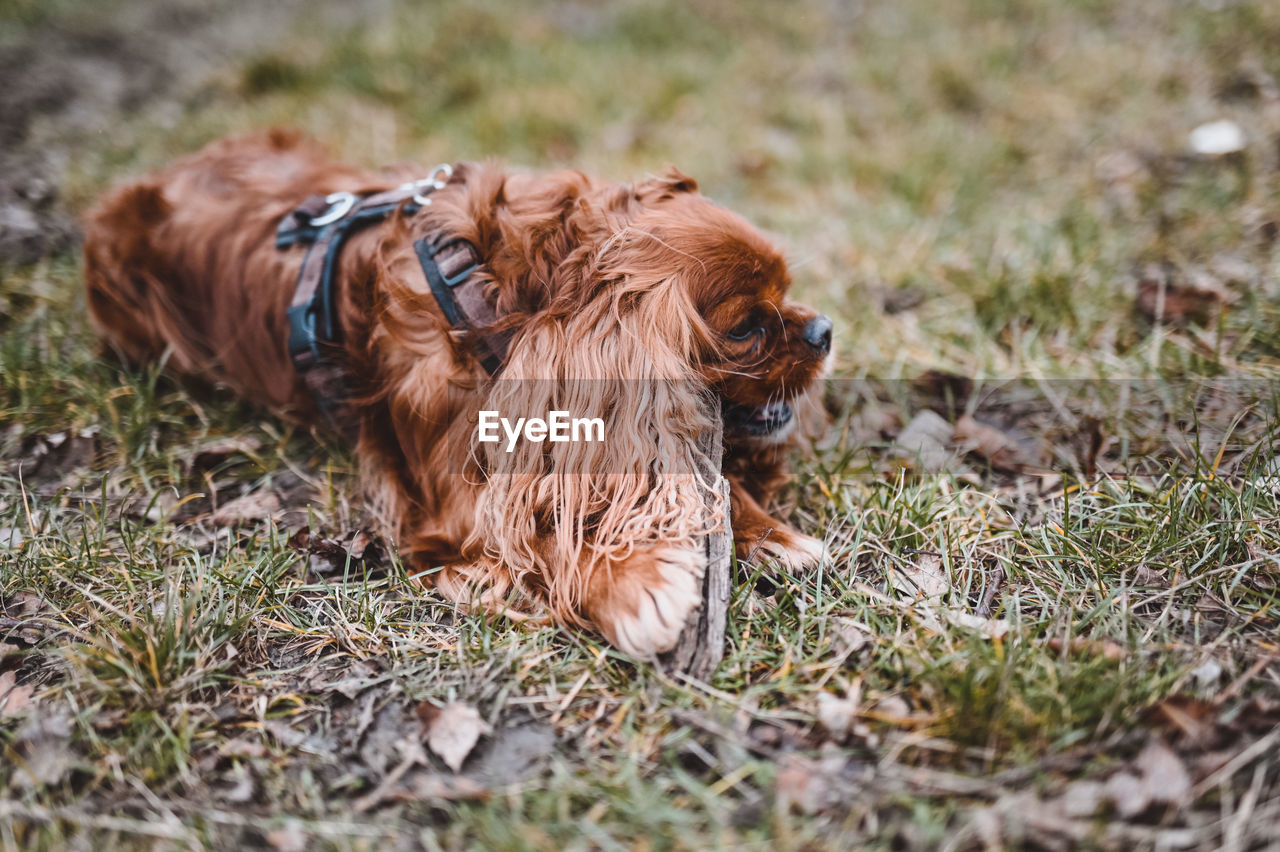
1188, 120, 1245, 156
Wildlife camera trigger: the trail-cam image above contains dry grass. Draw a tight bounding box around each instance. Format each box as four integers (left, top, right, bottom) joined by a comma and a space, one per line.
2, 0, 1279, 848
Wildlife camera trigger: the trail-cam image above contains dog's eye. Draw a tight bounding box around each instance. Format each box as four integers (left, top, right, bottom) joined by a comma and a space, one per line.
727, 318, 763, 341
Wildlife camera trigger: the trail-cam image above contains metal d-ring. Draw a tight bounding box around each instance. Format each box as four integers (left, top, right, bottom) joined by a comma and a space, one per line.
408, 163, 454, 206
309, 191, 357, 227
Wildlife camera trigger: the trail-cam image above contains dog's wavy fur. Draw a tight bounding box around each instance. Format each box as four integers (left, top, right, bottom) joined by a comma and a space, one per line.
83, 130, 828, 656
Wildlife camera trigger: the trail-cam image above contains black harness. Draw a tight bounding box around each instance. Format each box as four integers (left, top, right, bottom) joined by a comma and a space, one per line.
274, 166, 511, 429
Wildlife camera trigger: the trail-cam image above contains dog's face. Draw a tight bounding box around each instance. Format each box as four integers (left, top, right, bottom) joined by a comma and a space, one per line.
622, 187, 832, 446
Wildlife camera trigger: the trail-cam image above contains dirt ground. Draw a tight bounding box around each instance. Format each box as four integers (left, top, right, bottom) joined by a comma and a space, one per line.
0, 0, 382, 264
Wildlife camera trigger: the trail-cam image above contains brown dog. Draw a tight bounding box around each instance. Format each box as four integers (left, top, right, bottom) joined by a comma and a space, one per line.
83, 130, 831, 656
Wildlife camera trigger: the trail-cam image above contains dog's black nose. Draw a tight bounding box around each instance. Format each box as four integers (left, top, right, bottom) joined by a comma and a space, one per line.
802, 315, 832, 353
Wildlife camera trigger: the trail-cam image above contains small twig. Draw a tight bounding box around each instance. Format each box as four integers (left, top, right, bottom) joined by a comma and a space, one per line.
1190, 726, 1280, 799
1213, 647, 1280, 707
974, 567, 1006, 618
352, 740, 427, 814
0, 801, 194, 843
744, 527, 774, 563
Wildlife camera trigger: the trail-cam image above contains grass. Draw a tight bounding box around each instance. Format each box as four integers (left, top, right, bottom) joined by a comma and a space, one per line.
2, 0, 1279, 847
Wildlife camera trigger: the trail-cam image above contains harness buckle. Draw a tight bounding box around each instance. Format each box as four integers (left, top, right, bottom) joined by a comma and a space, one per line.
309, 191, 358, 227
287, 302, 320, 363
403, 163, 454, 206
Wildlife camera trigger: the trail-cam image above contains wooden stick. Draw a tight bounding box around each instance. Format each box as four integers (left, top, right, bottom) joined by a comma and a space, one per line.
660, 419, 732, 679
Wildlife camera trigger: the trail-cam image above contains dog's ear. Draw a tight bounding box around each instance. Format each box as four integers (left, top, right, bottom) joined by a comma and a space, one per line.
634, 166, 699, 203
464, 257, 721, 626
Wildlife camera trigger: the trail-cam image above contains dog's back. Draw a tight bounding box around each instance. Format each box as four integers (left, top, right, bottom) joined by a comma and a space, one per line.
82, 130, 379, 410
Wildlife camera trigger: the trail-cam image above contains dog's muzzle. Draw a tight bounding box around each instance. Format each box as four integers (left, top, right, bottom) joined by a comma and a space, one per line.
723, 400, 793, 436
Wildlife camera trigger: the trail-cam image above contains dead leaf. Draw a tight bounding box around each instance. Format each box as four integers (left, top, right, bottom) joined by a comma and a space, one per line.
1143, 695, 1219, 748
5, 591, 49, 616
774, 748, 851, 815
465, 720, 557, 786
288, 526, 387, 575
1133, 737, 1191, 802
0, 526, 25, 549
1078, 415, 1105, 479
0, 670, 35, 717
9, 711, 73, 788
1106, 738, 1191, 817
944, 610, 1011, 639
190, 436, 264, 471
1047, 636, 1127, 661
1058, 779, 1107, 818
261, 720, 307, 749
217, 765, 256, 804
1135, 265, 1229, 326
954, 415, 1036, 472
830, 619, 873, 655
911, 370, 973, 418
891, 554, 950, 601
403, 772, 488, 801
211, 491, 280, 526
266, 826, 308, 852
816, 687, 860, 740
867, 694, 911, 722
1104, 770, 1147, 818
893, 410, 956, 472
418, 701, 490, 772
220, 737, 267, 759
776, 757, 827, 815
1190, 660, 1224, 689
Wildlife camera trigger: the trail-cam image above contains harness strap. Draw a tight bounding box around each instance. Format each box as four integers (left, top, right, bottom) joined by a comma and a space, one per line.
413, 235, 513, 376
275, 169, 512, 430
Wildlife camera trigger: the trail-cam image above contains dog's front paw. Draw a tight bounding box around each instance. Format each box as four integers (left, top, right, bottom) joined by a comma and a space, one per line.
748, 530, 826, 574
587, 546, 706, 658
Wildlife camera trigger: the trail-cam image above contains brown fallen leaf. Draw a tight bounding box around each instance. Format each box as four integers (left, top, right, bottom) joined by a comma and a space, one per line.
1047, 636, 1127, 661
954, 414, 1037, 473
4, 591, 49, 616
403, 772, 488, 802
418, 701, 490, 772
265, 826, 308, 852
911, 369, 973, 418
1078, 415, 1105, 479
1144, 695, 1217, 747
288, 526, 387, 575
211, 491, 281, 526
0, 670, 35, 717
1135, 265, 1231, 326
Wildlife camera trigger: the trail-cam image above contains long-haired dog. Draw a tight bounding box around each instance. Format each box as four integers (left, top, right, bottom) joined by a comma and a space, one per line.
83, 131, 831, 656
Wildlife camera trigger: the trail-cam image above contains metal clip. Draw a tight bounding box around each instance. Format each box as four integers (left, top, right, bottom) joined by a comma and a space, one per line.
404, 163, 454, 206
309, 191, 357, 227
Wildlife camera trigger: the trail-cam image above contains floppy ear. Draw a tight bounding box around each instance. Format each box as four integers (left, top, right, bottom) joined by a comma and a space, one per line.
461, 248, 723, 627
634, 165, 699, 203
